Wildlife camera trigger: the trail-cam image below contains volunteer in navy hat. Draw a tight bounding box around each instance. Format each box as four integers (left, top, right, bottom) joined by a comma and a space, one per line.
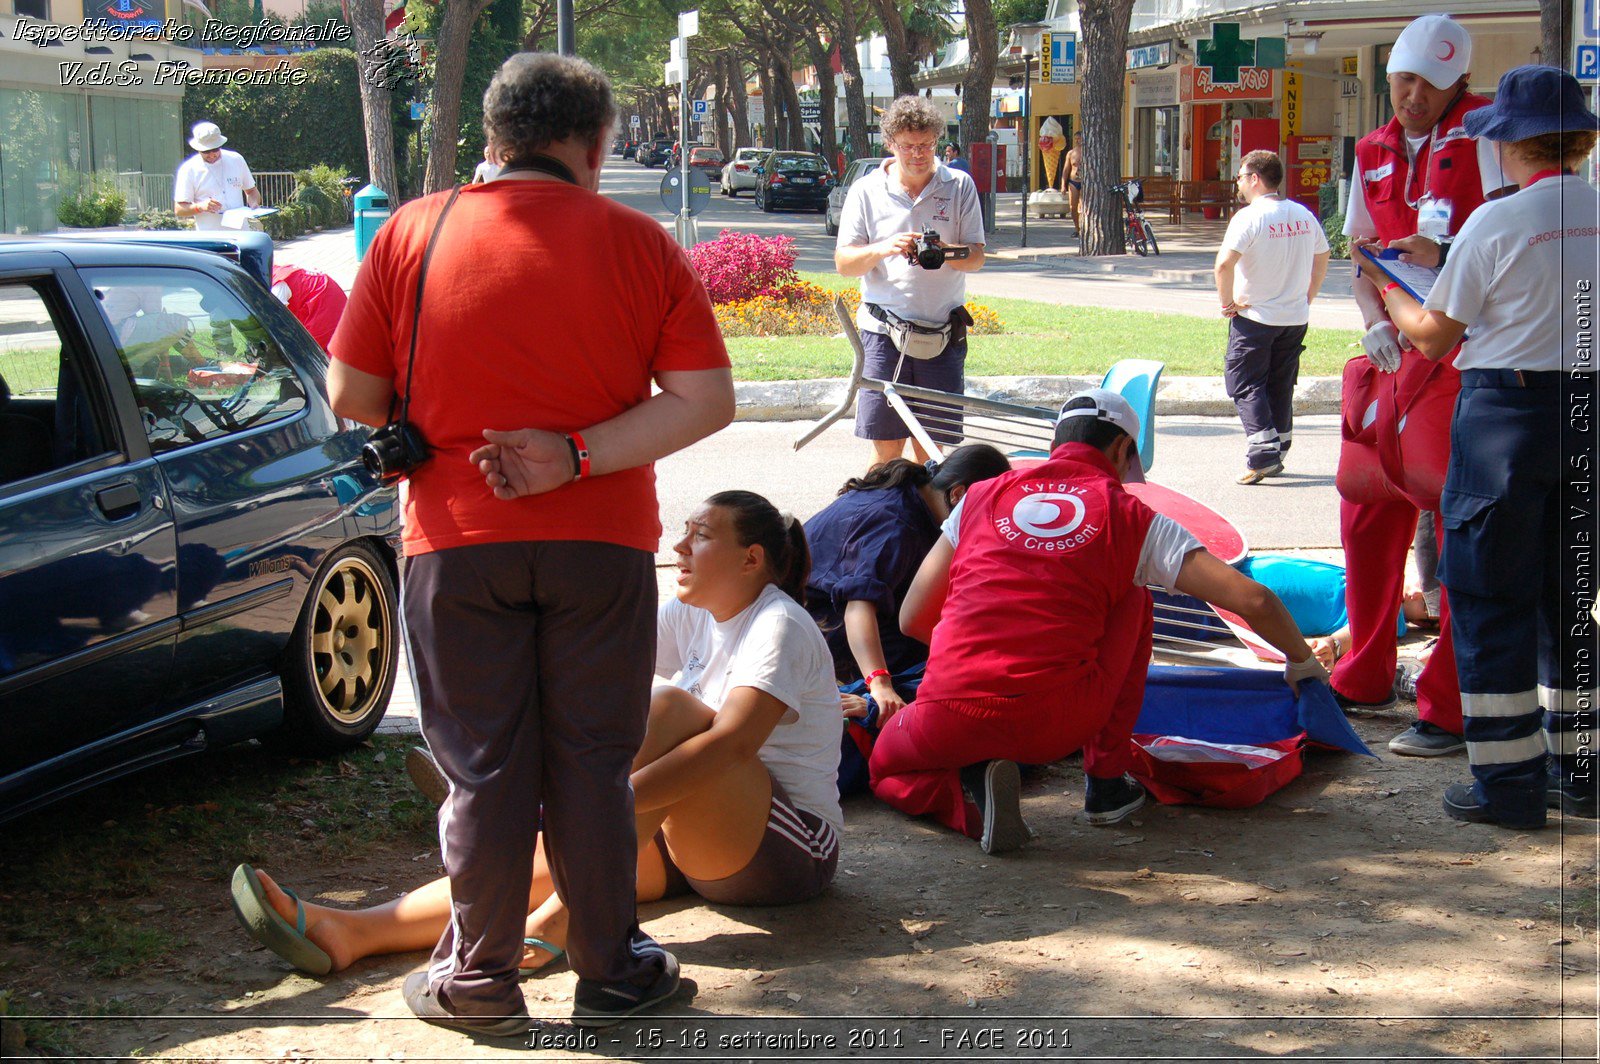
1331, 13, 1516, 761
867, 387, 1325, 855
1354, 64, 1600, 830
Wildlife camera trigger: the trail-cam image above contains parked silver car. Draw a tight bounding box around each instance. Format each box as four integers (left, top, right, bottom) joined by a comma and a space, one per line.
824, 156, 886, 236
719, 146, 768, 197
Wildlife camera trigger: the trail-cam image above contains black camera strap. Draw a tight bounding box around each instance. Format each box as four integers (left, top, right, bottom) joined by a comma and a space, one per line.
394, 184, 462, 427
497, 153, 581, 185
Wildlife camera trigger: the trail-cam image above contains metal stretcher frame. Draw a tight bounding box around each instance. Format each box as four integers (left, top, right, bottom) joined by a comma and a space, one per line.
793, 295, 1269, 670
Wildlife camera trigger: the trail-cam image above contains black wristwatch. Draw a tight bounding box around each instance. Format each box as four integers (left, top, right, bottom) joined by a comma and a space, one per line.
1436, 236, 1453, 267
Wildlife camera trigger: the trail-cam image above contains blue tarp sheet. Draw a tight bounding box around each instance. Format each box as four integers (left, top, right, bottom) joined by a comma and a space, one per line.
1136, 665, 1374, 758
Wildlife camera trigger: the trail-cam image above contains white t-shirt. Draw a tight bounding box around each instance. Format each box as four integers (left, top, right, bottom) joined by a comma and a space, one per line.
837, 160, 986, 333
1221, 194, 1330, 326
656, 584, 844, 832
174, 150, 256, 231
942, 497, 1201, 593
472, 161, 502, 183
1344, 133, 1505, 240
1426, 174, 1600, 373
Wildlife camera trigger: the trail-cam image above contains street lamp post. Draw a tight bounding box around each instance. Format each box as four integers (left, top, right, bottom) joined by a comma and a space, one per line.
557, 0, 574, 54
1021, 52, 1033, 248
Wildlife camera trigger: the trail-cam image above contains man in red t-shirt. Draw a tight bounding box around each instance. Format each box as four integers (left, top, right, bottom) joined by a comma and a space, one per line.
870, 391, 1326, 854
328, 54, 733, 1034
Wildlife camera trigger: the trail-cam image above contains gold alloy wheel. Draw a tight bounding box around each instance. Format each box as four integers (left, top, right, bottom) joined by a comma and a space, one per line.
308, 554, 392, 725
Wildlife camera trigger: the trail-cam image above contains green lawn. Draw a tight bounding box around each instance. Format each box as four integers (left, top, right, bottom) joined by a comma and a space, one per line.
722, 272, 1362, 381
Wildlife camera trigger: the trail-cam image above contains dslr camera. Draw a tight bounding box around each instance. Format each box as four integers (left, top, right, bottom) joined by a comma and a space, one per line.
911, 227, 972, 271
361, 421, 430, 484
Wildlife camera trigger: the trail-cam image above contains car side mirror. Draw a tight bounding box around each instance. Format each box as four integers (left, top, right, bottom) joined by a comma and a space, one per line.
753, 167, 764, 175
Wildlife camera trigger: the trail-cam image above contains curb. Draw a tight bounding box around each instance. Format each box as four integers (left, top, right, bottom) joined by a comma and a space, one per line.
734, 374, 1342, 423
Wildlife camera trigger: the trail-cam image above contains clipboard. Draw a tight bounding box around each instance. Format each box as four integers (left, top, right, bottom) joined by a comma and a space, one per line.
1359, 244, 1440, 303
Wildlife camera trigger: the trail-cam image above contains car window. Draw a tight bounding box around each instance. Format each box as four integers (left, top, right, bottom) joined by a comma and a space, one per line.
83, 267, 308, 455
0, 281, 110, 487
777, 155, 827, 172
690, 149, 724, 163
736, 149, 764, 162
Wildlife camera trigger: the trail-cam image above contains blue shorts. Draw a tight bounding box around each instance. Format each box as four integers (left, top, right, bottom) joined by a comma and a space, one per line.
855, 328, 967, 445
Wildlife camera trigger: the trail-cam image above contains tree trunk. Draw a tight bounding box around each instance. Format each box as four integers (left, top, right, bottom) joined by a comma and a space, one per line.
756, 61, 777, 147
346, 0, 399, 200
777, 54, 806, 150
959, 0, 996, 157
422, 0, 493, 194
712, 57, 731, 152
835, 0, 870, 158
726, 53, 751, 149
1541, 0, 1571, 70
871, 0, 918, 97
1076, 0, 1137, 255
807, 32, 838, 165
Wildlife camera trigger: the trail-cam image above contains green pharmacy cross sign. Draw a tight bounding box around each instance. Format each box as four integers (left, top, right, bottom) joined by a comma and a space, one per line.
1197, 22, 1287, 85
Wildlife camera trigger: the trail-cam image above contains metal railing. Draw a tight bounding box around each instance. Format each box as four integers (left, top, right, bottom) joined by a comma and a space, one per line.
112, 170, 300, 216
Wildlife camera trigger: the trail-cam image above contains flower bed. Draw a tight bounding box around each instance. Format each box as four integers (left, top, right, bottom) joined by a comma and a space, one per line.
690, 230, 1003, 339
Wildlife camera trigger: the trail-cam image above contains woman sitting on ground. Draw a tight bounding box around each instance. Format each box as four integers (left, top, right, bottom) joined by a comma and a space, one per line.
230, 490, 843, 976
803, 445, 1010, 723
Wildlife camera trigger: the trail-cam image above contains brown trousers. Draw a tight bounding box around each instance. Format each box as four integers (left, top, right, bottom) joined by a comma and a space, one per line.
403, 540, 660, 1016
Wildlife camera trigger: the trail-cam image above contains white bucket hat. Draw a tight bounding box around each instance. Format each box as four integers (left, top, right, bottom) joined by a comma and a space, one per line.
1388, 14, 1472, 91
189, 121, 227, 152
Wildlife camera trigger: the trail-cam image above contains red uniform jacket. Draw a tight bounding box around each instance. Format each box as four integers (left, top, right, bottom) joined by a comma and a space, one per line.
918, 442, 1154, 705
271, 264, 348, 351
1353, 92, 1493, 241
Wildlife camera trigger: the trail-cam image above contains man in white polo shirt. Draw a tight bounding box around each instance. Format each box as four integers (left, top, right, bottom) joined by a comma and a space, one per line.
1214, 150, 1330, 484
174, 121, 260, 231
835, 95, 986, 466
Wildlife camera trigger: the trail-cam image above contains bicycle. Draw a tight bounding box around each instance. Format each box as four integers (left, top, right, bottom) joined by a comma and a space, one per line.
1109, 180, 1161, 257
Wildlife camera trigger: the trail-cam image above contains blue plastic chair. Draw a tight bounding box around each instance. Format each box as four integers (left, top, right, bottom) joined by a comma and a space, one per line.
1100, 359, 1164, 475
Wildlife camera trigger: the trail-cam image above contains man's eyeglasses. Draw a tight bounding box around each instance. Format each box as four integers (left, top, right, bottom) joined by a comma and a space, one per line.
892, 141, 939, 156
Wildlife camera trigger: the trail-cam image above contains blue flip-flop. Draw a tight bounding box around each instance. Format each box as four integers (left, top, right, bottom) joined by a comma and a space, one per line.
229, 863, 333, 976
520, 935, 566, 976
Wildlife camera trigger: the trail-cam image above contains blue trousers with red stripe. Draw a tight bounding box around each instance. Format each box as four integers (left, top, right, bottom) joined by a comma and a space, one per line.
1440, 370, 1596, 823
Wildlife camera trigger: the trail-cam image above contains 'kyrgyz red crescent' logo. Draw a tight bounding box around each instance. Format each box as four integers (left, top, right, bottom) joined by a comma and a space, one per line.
1437, 42, 1456, 62
991, 480, 1105, 554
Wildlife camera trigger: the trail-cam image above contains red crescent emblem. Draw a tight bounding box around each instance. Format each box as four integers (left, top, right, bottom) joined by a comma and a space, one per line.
1437, 41, 1456, 61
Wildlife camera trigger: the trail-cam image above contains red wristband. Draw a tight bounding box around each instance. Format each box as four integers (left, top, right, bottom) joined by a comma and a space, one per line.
865, 668, 891, 684
1381, 282, 1402, 298
567, 430, 591, 481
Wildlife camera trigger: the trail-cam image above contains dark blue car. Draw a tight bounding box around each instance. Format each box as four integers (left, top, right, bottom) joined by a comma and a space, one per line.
0, 232, 402, 823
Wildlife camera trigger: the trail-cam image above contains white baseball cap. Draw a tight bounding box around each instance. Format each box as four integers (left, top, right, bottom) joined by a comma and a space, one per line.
1057, 388, 1145, 482
189, 121, 227, 152
1389, 14, 1472, 91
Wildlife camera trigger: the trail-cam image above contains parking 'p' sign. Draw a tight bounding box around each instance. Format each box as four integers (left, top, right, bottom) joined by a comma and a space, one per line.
692, 99, 709, 116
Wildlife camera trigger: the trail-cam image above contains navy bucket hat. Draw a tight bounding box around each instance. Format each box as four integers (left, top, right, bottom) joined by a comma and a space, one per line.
1464, 64, 1600, 142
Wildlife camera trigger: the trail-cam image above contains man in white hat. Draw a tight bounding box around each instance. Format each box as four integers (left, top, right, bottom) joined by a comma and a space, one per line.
1332, 13, 1514, 760
174, 121, 260, 231
868, 389, 1327, 854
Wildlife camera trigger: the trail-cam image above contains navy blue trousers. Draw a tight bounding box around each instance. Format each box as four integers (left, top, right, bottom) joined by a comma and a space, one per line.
1224, 316, 1304, 470
1440, 370, 1596, 823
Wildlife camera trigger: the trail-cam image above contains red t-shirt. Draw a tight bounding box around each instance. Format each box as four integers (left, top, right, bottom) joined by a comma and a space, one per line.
331, 180, 729, 556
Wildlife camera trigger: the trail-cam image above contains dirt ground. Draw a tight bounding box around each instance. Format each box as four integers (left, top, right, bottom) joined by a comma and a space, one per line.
3, 686, 1598, 1062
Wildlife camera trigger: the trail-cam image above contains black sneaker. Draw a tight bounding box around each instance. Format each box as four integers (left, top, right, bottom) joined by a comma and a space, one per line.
959, 760, 1029, 855
1333, 686, 1398, 714
1080, 774, 1147, 826
1443, 782, 1546, 830
1388, 720, 1465, 757
402, 971, 530, 1037
571, 950, 681, 1028
1547, 780, 1600, 818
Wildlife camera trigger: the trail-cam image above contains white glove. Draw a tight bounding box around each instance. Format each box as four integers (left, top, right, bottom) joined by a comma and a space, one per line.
1361, 321, 1403, 373
1284, 655, 1331, 696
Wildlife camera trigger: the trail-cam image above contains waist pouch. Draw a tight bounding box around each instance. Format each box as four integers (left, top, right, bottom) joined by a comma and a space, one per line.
867, 303, 973, 360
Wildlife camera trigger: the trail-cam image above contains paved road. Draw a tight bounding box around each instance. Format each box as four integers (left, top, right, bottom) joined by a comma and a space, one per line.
604, 159, 1363, 330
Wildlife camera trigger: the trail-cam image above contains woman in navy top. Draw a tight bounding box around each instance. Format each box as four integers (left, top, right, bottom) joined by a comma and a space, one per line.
804, 445, 1009, 721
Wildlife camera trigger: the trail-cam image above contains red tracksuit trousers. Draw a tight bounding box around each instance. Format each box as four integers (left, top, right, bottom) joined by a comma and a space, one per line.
868, 587, 1154, 838
1333, 354, 1463, 733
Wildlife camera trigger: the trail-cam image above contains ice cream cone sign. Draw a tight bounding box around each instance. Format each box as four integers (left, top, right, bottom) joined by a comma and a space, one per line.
1038, 116, 1065, 188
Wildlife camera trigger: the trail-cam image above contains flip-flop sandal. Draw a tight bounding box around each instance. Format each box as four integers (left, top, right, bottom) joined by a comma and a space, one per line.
229, 863, 333, 976
519, 935, 567, 977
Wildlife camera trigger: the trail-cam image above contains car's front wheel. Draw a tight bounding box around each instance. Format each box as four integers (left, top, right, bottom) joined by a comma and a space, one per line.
279, 541, 398, 753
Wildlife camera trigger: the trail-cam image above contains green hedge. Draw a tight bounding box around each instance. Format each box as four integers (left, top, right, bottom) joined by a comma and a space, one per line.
55, 172, 126, 228
182, 49, 375, 178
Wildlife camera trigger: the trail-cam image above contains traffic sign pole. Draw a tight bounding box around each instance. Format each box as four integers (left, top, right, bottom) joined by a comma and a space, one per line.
675, 11, 700, 248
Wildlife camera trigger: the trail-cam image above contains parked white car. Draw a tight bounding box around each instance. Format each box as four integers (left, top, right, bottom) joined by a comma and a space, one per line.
720, 147, 767, 196
825, 157, 886, 236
